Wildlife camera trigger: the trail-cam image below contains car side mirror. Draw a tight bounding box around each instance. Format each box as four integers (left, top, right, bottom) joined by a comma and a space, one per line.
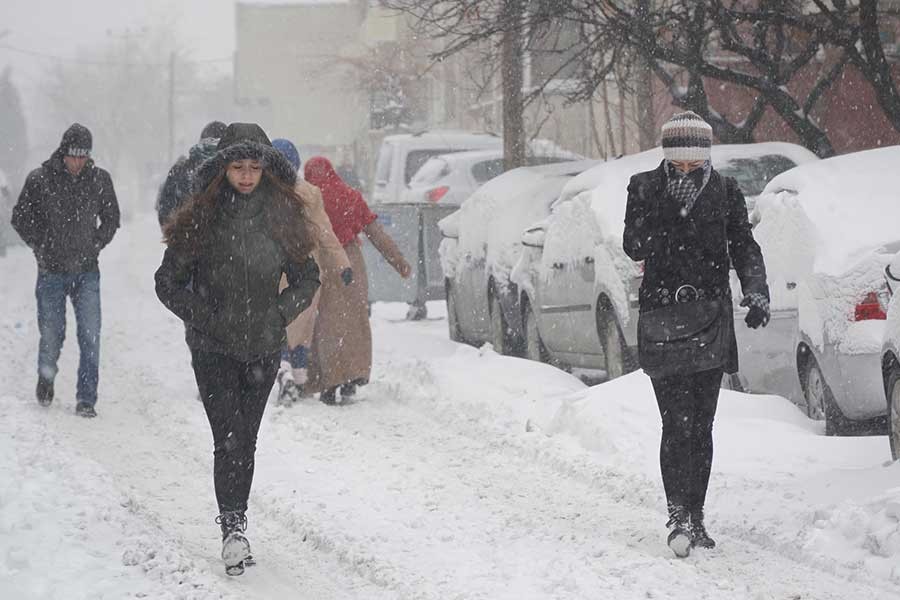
521, 225, 546, 248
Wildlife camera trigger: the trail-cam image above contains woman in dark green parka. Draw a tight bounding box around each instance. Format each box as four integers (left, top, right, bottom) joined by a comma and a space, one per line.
155, 123, 320, 576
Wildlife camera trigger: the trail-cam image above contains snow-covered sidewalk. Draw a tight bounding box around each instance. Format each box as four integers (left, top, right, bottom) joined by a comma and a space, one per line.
1, 213, 898, 599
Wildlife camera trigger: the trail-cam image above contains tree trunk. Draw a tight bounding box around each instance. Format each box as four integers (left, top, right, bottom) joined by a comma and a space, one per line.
634, 0, 656, 150
501, 0, 526, 170
856, 0, 900, 133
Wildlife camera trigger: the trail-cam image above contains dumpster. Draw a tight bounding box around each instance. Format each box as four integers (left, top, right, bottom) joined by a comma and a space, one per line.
362, 202, 458, 315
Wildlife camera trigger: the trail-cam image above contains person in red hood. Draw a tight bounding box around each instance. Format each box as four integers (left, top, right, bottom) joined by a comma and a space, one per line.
303, 156, 411, 404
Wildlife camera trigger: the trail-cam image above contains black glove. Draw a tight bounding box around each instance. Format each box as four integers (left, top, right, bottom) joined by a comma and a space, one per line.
341, 267, 353, 286
740, 292, 770, 329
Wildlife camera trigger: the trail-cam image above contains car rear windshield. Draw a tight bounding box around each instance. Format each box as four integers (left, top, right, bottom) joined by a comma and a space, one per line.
471, 158, 506, 183
718, 154, 797, 196
410, 158, 450, 186
405, 149, 466, 184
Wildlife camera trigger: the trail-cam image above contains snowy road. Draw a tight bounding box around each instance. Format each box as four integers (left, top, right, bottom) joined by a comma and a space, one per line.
2, 214, 899, 599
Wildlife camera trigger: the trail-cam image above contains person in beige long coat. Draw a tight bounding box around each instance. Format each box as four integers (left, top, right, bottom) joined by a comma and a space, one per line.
303, 156, 411, 404
272, 140, 351, 404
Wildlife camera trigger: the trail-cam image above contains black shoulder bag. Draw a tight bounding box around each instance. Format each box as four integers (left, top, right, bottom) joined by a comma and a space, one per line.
636, 179, 732, 379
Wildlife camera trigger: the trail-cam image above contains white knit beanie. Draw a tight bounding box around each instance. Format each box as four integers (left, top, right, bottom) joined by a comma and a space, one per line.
661, 111, 712, 162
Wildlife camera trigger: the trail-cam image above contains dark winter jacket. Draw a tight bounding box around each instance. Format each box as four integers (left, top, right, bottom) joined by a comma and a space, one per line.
156, 137, 219, 226
154, 123, 320, 361
11, 147, 120, 273
623, 160, 768, 373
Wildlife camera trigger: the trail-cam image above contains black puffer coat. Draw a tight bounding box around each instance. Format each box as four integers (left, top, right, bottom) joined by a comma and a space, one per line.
623, 160, 768, 373
154, 123, 320, 361
12, 146, 120, 273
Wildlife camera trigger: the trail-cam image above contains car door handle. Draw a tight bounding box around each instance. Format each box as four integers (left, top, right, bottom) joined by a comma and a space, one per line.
584, 256, 595, 264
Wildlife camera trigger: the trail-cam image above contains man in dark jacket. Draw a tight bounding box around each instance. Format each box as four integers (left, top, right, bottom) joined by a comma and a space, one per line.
11, 123, 120, 418
623, 111, 770, 557
156, 120, 227, 227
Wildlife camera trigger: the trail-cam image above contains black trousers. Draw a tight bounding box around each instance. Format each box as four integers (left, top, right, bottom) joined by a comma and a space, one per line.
650, 368, 723, 513
191, 349, 280, 513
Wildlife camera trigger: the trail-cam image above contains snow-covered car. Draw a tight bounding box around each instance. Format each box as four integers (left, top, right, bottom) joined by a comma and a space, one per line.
401, 145, 583, 206
881, 251, 900, 460
439, 160, 600, 352
736, 146, 900, 435
512, 142, 818, 380
370, 130, 502, 204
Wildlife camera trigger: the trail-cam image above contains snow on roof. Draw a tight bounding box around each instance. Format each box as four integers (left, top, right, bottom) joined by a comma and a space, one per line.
552, 142, 819, 250
758, 145, 900, 275
454, 160, 598, 275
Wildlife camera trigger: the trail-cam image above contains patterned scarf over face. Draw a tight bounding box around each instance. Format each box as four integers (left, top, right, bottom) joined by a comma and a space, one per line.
665, 159, 711, 215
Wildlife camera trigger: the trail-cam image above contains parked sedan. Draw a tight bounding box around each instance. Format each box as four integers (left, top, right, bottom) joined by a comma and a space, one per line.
513, 142, 818, 380
744, 146, 900, 435
880, 250, 900, 460
402, 146, 582, 206
439, 160, 599, 353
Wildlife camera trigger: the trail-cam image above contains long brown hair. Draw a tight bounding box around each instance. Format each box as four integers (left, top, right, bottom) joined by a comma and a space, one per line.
162, 169, 316, 263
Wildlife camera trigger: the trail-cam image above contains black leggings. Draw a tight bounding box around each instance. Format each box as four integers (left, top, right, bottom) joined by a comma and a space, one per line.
650, 368, 723, 512
192, 349, 280, 513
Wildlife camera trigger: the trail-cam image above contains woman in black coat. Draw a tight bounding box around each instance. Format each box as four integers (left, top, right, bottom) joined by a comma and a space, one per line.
623, 112, 770, 558
155, 123, 320, 575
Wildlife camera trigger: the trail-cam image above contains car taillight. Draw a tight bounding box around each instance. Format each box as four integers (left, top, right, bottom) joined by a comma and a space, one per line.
427, 186, 449, 202
854, 291, 888, 321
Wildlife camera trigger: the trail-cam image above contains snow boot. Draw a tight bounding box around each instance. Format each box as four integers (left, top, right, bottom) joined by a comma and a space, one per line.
320, 387, 338, 405
666, 505, 692, 558
276, 366, 304, 406
75, 402, 97, 418
690, 510, 716, 549
339, 382, 357, 397
216, 511, 251, 576
36, 377, 54, 407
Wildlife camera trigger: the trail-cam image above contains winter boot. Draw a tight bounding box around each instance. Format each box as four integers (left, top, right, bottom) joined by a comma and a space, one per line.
276, 365, 303, 406
339, 382, 357, 397
75, 402, 97, 418
36, 377, 54, 407
320, 387, 338, 405
216, 511, 252, 576
666, 504, 692, 558
690, 509, 716, 549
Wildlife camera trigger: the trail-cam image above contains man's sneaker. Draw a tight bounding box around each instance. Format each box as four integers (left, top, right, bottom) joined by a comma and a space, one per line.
75, 402, 97, 418
216, 511, 251, 576
690, 510, 716, 549
36, 378, 54, 407
666, 505, 692, 558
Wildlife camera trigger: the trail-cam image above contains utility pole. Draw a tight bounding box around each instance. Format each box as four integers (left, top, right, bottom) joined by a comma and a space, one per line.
501, 0, 525, 170
168, 51, 176, 165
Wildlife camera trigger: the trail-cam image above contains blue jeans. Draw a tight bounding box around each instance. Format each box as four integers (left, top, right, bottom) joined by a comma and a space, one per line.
36, 270, 102, 406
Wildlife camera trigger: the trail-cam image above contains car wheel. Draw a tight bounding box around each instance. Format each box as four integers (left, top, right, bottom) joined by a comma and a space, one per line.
524, 302, 549, 363
490, 292, 511, 355
446, 282, 465, 343
596, 307, 627, 380
802, 358, 843, 436
885, 364, 900, 461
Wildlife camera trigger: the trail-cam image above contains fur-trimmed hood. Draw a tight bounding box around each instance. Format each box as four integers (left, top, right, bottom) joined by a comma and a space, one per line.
193, 122, 297, 193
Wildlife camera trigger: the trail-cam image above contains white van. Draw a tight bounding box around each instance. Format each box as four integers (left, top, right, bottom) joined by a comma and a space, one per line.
370, 130, 502, 204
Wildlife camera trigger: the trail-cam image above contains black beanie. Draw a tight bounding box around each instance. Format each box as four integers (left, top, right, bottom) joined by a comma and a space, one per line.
60, 123, 92, 157
200, 120, 227, 141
